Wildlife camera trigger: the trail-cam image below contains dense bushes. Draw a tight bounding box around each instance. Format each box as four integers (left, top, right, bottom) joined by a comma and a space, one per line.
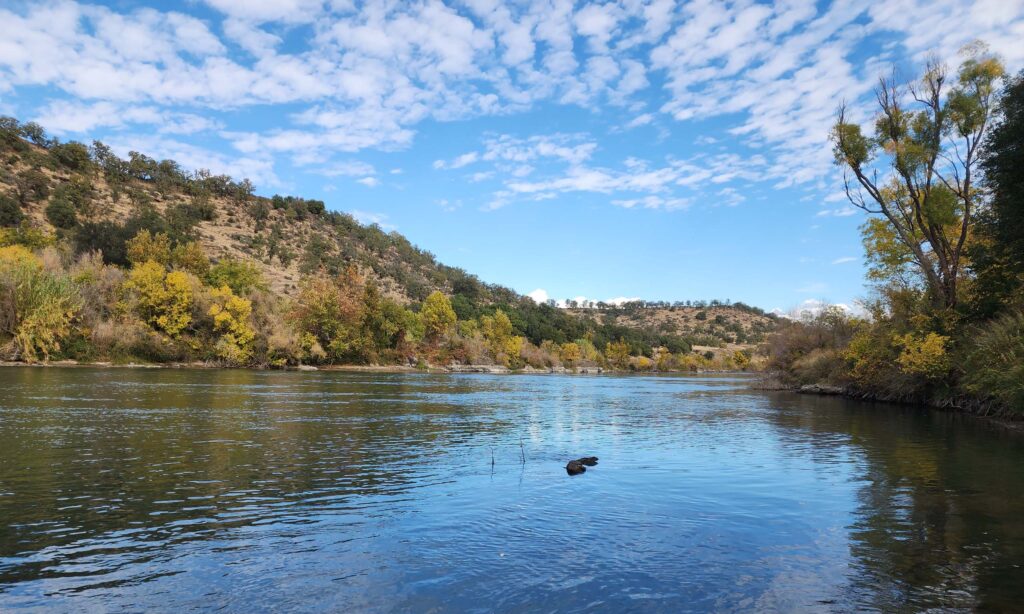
0, 194, 23, 226
962, 311, 1024, 412
0, 246, 81, 361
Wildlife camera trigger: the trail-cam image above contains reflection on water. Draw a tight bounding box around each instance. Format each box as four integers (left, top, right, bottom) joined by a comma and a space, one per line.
1, 368, 1023, 611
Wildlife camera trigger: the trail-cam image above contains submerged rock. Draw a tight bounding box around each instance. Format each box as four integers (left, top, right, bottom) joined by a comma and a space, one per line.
566, 456, 599, 475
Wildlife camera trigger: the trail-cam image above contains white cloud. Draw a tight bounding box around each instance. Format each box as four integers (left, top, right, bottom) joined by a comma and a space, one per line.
349, 209, 394, 229
357, 176, 379, 187
104, 134, 279, 187
527, 288, 550, 304
318, 160, 376, 177
777, 299, 863, 320
434, 151, 479, 170
33, 100, 222, 135
832, 256, 857, 265
0, 0, 1021, 202
202, 0, 325, 24
624, 113, 654, 129
528, 290, 642, 307
816, 206, 859, 217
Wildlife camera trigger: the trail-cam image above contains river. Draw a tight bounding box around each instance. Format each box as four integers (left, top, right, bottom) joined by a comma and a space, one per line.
1, 367, 1022, 612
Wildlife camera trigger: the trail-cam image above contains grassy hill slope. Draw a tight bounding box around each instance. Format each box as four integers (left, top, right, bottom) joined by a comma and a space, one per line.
0, 117, 775, 366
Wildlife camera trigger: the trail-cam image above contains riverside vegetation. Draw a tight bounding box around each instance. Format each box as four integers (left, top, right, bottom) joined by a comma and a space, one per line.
766, 45, 1024, 416
0, 117, 771, 371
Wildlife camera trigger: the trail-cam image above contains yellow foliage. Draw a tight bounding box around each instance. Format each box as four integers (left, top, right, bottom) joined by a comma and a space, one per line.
504, 335, 525, 368
172, 241, 210, 277
481, 309, 514, 358
421, 290, 456, 341
0, 246, 81, 362
0, 224, 55, 250
653, 346, 673, 371
732, 350, 751, 369
126, 230, 172, 266
560, 341, 582, 365
605, 340, 631, 369
632, 355, 654, 371
894, 332, 950, 379
0, 245, 38, 269
208, 285, 255, 364
126, 261, 193, 337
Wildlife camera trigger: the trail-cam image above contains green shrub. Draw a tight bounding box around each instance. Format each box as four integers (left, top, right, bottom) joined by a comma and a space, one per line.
50, 141, 91, 171
51, 177, 95, 214
207, 257, 265, 294
16, 168, 49, 202
0, 193, 23, 226
46, 195, 78, 229
962, 310, 1024, 413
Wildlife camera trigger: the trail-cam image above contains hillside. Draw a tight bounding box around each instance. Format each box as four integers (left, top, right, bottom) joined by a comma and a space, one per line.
0, 117, 774, 367
1, 134, 481, 303
568, 302, 776, 346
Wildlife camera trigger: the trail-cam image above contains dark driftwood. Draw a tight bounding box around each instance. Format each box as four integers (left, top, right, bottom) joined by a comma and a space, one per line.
566, 456, 599, 475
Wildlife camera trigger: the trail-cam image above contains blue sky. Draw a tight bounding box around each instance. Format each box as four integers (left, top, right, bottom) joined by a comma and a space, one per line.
1, 0, 1022, 313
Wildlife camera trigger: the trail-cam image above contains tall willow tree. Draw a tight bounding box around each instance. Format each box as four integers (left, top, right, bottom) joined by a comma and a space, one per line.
831, 43, 1005, 311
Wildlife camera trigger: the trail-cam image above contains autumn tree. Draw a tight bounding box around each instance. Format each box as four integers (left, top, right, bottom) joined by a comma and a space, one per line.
560, 341, 581, 366
481, 309, 513, 358
421, 290, 456, 342
209, 285, 255, 364
832, 43, 1004, 311
126, 261, 193, 337
126, 230, 172, 267
290, 267, 366, 363
605, 339, 631, 369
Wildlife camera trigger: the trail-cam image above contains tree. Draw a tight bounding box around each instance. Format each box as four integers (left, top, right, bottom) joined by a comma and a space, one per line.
972, 70, 1024, 314
50, 141, 91, 171
19, 121, 46, 145
15, 169, 49, 203
482, 308, 514, 358
605, 339, 631, 369
421, 290, 456, 341
209, 285, 255, 364
361, 283, 410, 357
832, 44, 1004, 310
560, 341, 581, 366
290, 269, 366, 363
126, 261, 193, 337
207, 257, 265, 295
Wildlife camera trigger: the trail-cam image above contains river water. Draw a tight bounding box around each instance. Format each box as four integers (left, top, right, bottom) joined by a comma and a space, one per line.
1, 368, 1022, 612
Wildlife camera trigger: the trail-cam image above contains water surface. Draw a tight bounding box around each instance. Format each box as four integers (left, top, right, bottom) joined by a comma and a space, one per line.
1, 368, 1023, 612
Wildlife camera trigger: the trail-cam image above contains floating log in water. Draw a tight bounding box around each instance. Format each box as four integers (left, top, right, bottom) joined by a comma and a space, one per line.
566, 456, 599, 475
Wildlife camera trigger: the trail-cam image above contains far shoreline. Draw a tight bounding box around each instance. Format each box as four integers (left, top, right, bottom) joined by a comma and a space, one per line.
0, 360, 754, 376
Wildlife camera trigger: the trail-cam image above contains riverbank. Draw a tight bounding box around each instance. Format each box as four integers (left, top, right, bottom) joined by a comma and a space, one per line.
757, 373, 1024, 432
